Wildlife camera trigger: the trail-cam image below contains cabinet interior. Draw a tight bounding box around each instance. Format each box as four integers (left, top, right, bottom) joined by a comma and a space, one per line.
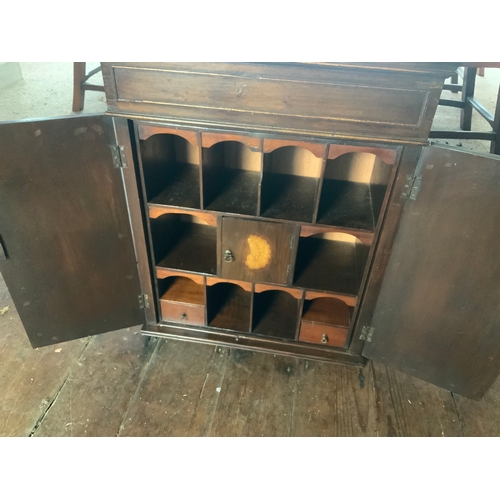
139, 126, 397, 354
202, 141, 261, 216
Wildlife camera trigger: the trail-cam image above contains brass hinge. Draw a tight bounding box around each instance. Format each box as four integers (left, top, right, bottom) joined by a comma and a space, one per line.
359, 326, 374, 342
401, 174, 422, 200
110, 145, 127, 169
138, 293, 149, 309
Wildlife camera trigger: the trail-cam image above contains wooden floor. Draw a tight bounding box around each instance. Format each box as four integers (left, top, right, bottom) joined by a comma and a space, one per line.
1, 274, 499, 437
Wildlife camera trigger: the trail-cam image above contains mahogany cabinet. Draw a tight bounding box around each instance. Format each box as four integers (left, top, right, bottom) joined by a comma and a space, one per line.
2, 62, 500, 400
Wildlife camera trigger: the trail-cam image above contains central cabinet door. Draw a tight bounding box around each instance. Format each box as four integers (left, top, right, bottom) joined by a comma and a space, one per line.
220, 217, 298, 285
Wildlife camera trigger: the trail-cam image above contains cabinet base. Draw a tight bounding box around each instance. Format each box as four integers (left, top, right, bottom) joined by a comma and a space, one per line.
141, 323, 365, 367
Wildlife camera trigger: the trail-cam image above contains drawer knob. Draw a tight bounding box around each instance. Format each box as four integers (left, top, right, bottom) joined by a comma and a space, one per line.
180, 313, 188, 321
224, 249, 235, 263
321, 334, 329, 344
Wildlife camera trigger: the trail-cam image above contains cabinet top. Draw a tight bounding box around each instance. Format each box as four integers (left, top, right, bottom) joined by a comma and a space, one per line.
102, 62, 459, 145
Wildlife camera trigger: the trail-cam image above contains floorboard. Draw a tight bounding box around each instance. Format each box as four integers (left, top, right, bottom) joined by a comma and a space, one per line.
34, 326, 153, 437
208, 349, 298, 437
290, 359, 376, 437
452, 374, 500, 436
370, 362, 463, 437
0, 275, 89, 437
118, 340, 228, 437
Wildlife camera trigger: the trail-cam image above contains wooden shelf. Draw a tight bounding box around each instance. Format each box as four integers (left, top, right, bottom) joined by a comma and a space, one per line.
317, 151, 393, 230
203, 168, 260, 215
140, 132, 201, 209
149, 163, 201, 209
207, 282, 252, 332
252, 289, 299, 340
302, 297, 352, 327
317, 179, 375, 230
260, 173, 319, 222
293, 234, 370, 295
152, 214, 217, 275
202, 140, 261, 216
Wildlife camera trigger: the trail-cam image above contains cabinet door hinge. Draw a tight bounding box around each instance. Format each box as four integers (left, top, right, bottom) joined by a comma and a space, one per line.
138, 293, 149, 309
359, 326, 374, 342
401, 174, 422, 200
110, 145, 127, 169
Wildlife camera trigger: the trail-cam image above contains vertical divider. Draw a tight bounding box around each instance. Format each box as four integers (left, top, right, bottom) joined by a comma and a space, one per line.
202, 275, 208, 326
249, 283, 256, 333
312, 144, 330, 224
287, 224, 301, 287
197, 131, 204, 209
295, 289, 305, 341
256, 138, 264, 216
216, 215, 223, 277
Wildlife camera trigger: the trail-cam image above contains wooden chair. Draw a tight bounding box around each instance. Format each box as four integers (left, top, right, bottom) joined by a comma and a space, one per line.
430, 63, 500, 154
72, 63, 105, 112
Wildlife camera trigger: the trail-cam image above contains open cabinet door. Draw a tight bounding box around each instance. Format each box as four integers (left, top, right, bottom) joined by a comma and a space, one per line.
0, 115, 144, 348
363, 145, 500, 400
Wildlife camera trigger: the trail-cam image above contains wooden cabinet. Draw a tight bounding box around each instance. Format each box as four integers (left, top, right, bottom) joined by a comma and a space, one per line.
2, 62, 500, 400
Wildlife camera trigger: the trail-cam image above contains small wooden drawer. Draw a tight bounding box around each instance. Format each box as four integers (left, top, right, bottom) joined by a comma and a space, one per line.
299, 296, 352, 347
161, 301, 205, 326
160, 276, 205, 326
299, 322, 348, 348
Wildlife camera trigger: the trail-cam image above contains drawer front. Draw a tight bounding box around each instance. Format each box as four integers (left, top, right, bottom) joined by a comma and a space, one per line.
160, 301, 205, 326
220, 217, 298, 285
102, 62, 454, 144
299, 321, 349, 348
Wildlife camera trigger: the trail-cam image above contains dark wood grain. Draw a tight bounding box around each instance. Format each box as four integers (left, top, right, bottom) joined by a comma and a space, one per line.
369, 361, 462, 437
118, 340, 229, 437
34, 327, 153, 437
453, 373, 500, 436
103, 62, 455, 144
0, 281, 89, 436
221, 217, 298, 285
348, 145, 419, 356
0, 115, 144, 347
290, 360, 463, 436
208, 350, 298, 436
364, 146, 500, 399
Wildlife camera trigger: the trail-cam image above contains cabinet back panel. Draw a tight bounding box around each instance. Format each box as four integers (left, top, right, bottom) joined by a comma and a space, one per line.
0, 115, 143, 347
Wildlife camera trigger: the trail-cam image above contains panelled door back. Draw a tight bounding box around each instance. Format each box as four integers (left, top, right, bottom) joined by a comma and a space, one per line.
364, 146, 500, 400
0, 115, 144, 347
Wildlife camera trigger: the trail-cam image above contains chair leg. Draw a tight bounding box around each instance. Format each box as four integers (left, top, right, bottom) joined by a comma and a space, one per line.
73, 62, 86, 112
460, 67, 477, 131
451, 71, 459, 93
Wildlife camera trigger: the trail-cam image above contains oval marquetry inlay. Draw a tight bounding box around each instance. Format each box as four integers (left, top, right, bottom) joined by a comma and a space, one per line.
245, 235, 271, 270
